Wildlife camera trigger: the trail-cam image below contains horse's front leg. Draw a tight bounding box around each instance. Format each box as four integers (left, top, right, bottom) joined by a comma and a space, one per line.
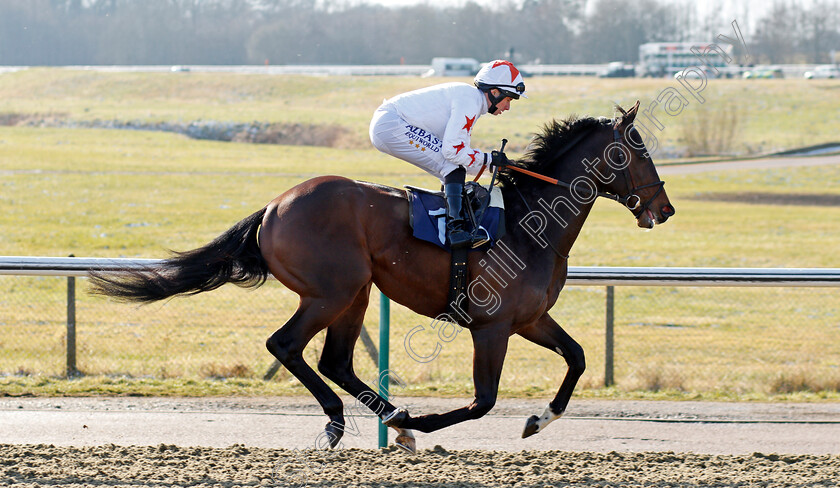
385, 325, 509, 433
515, 312, 585, 438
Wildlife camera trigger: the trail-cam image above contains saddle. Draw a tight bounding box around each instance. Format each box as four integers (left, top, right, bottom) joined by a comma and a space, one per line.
405, 182, 505, 323
405, 181, 506, 251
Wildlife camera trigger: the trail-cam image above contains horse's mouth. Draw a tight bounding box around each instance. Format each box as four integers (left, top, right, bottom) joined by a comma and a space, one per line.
636, 204, 675, 229
637, 209, 656, 229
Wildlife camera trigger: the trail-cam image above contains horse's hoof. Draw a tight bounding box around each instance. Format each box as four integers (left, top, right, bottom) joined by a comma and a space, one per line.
383, 407, 408, 428
395, 433, 417, 455
522, 415, 540, 438
324, 422, 344, 448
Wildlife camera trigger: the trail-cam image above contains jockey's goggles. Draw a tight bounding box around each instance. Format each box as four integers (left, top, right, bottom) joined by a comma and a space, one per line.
478, 81, 527, 100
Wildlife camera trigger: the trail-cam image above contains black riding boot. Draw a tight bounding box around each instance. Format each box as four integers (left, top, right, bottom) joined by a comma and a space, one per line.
444, 182, 471, 250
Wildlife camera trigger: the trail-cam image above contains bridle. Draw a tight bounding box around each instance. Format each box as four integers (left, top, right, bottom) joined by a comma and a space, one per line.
477, 120, 666, 261
609, 126, 666, 218
503, 122, 665, 217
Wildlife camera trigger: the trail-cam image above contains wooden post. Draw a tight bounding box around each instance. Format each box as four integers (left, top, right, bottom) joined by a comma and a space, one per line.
358, 326, 380, 368
604, 286, 614, 387
66, 255, 78, 377
262, 360, 282, 381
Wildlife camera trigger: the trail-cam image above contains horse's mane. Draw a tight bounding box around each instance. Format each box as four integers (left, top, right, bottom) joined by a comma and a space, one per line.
502, 115, 608, 186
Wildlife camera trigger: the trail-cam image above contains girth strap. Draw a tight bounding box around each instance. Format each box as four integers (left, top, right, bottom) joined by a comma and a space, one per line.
446, 247, 469, 322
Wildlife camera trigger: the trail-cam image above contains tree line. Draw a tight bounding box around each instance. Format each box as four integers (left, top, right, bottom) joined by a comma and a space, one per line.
1, 0, 837, 66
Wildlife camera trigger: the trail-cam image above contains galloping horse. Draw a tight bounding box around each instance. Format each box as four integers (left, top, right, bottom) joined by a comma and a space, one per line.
90, 101, 674, 452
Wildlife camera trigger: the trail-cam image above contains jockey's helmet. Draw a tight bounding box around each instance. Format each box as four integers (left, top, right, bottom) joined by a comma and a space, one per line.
474, 60, 527, 100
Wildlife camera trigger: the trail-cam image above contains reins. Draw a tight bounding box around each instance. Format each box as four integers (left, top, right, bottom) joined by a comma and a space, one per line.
474, 118, 666, 260
472, 123, 594, 183
501, 123, 665, 213
504, 163, 636, 206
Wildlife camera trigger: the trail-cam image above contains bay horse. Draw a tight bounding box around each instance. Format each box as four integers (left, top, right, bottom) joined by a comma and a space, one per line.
89, 101, 674, 452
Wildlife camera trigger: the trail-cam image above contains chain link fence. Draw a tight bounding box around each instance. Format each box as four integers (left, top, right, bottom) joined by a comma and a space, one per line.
1, 273, 839, 397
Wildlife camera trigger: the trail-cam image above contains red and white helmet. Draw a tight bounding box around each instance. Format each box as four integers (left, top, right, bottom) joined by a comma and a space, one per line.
474, 60, 527, 99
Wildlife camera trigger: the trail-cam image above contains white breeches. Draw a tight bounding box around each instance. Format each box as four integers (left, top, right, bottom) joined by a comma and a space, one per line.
370, 106, 476, 182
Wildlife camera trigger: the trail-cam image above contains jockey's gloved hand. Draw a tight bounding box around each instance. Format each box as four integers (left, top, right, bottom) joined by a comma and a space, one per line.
490, 150, 509, 169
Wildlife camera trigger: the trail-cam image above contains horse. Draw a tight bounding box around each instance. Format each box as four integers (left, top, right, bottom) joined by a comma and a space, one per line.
89, 101, 674, 453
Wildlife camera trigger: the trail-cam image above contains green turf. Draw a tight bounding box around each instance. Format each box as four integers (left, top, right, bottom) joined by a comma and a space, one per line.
0, 70, 838, 400
2, 69, 838, 155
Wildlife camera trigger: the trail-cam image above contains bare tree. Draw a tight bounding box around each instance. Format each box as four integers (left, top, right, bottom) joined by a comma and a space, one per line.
578, 0, 684, 63
507, 0, 581, 64
798, 1, 838, 64
0, 0, 836, 67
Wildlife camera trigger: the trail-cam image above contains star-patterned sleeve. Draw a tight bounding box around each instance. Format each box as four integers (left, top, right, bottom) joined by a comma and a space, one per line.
441, 98, 489, 174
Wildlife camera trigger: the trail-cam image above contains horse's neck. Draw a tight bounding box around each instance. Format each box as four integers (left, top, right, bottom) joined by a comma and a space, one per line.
502, 157, 599, 270
515, 184, 594, 260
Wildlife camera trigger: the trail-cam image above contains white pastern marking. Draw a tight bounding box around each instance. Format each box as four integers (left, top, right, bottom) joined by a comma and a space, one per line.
535, 405, 564, 432
397, 428, 415, 439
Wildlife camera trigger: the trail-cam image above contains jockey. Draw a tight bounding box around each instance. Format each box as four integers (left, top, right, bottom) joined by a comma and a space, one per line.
369, 60, 525, 249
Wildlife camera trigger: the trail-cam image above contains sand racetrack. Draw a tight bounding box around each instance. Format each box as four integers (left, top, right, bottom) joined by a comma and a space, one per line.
2, 443, 839, 487
2, 397, 840, 487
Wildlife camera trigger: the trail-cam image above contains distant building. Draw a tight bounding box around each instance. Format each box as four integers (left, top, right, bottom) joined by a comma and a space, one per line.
638, 42, 733, 78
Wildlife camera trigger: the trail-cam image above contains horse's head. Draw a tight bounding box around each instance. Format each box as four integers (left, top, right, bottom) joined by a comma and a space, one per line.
511, 107, 674, 230
603, 101, 675, 228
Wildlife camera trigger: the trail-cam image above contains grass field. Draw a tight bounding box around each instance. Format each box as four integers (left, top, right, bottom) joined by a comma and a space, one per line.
1, 69, 839, 400
2, 68, 839, 156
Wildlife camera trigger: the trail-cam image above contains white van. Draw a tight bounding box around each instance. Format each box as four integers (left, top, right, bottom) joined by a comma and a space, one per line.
804, 65, 839, 79
424, 58, 480, 77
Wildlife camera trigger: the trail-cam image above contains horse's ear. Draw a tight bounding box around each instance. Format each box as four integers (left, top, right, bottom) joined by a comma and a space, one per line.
616, 100, 641, 129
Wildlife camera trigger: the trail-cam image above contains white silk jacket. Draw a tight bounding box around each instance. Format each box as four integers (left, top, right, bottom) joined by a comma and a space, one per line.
382, 82, 491, 171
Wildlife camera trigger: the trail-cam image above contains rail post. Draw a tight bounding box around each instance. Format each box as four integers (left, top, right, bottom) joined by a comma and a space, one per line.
604, 285, 614, 387
66, 254, 78, 377
377, 292, 391, 448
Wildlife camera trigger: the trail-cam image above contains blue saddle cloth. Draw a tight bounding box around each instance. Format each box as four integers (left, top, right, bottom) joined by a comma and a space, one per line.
407, 187, 504, 251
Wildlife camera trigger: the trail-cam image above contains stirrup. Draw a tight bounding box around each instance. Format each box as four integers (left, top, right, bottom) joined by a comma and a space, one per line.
470, 227, 490, 248
446, 217, 472, 249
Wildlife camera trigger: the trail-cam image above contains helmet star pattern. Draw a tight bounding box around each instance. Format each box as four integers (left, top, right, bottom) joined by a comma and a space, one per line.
474, 59, 527, 101
491, 60, 520, 82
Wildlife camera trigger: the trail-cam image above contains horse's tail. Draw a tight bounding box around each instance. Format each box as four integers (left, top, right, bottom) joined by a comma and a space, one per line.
89, 207, 269, 303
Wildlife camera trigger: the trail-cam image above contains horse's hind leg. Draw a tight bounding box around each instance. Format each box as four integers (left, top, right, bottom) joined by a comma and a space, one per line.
316, 285, 416, 452
516, 312, 585, 438
317, 284, 395, 416
266, 297, 355, 448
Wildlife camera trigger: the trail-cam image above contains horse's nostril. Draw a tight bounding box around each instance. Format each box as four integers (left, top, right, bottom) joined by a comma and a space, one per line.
661, 205, 675, 217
